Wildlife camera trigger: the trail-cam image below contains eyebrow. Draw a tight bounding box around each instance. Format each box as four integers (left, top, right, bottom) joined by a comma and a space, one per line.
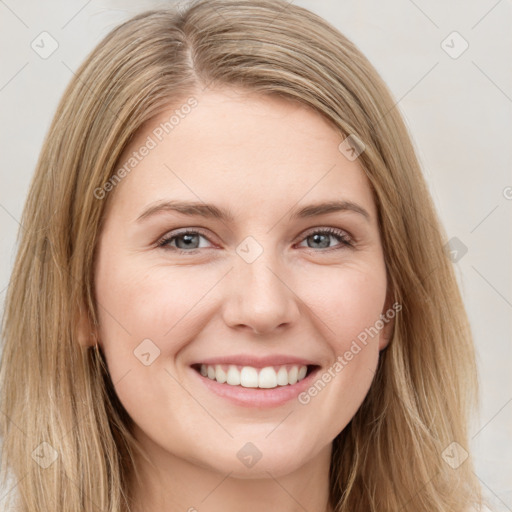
135, 199, 370, 223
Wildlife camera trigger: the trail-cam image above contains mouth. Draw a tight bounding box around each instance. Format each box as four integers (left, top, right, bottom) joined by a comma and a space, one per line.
190, 363, 319, 389
189, 363, 321, 408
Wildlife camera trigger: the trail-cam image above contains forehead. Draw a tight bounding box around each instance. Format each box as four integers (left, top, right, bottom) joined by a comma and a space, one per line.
106, 88, 376, 222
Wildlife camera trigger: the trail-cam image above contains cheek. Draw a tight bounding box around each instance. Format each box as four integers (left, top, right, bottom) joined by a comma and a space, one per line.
305, 261, 388, 349
294, 264, 387, 427
93, 258, 218, 387
95, 258, 202, 342
93, 262, 202, 436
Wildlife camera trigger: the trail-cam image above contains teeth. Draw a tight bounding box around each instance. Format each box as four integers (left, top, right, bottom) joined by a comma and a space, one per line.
215, 365, 227, 384
198, 363, 310, 388
276, 366, 289, 386
226, 365, 241, 385
258, 367, 277, 388
241, 367, 259, 388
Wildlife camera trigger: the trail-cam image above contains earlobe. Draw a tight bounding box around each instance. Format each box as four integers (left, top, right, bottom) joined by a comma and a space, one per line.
378, 294, 398, 351
379, 316, 394, 351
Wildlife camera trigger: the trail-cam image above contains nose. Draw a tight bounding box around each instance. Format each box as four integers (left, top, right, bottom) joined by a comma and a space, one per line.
222, 251, 301, 336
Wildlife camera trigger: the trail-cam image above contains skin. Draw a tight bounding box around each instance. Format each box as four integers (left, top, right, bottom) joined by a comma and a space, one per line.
90, 88, 393, 512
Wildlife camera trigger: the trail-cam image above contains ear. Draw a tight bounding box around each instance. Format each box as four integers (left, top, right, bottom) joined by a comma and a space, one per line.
76, 304, 98, 348
378, 291, 399, 351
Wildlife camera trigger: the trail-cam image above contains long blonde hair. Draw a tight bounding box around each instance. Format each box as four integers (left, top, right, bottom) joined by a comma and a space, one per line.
0, 0, 484, 510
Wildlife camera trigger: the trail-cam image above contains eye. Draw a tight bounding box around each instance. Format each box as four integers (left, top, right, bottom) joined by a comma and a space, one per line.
297, 227, 353, 251
157, 227, 353, 254
157, 229, 213, 253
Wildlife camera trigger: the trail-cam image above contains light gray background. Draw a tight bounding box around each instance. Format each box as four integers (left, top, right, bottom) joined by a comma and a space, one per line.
0, 0, 510, 510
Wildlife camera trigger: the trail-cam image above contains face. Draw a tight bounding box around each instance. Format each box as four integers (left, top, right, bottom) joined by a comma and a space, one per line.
92, 88, 392, 480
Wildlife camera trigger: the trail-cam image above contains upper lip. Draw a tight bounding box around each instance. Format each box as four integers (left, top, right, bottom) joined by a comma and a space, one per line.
191, 354, 319, 369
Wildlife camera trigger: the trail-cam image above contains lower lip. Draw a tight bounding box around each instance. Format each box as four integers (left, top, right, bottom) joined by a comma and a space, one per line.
190, 366, 321, 408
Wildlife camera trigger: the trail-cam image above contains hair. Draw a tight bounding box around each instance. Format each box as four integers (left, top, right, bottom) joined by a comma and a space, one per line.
0, 0, 484, 510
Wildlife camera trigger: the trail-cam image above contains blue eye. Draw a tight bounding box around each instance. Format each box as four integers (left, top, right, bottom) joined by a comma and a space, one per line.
158, 230, 211, 253
157, 227, 353, 254
298, 228, 353, 250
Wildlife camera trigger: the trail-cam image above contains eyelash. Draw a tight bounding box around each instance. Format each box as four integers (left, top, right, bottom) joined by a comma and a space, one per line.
157, 227, 354, 255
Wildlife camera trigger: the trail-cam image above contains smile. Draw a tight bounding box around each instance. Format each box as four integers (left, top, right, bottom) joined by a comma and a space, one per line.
192, 363, 312, 388
190, 361, 322, 408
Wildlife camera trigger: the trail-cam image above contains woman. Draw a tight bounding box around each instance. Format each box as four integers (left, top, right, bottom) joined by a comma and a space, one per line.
0, 0, 485, 510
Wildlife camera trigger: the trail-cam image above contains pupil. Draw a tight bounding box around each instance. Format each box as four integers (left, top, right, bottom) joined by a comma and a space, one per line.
311, 233, 329, 248
177, 234, 198, 249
